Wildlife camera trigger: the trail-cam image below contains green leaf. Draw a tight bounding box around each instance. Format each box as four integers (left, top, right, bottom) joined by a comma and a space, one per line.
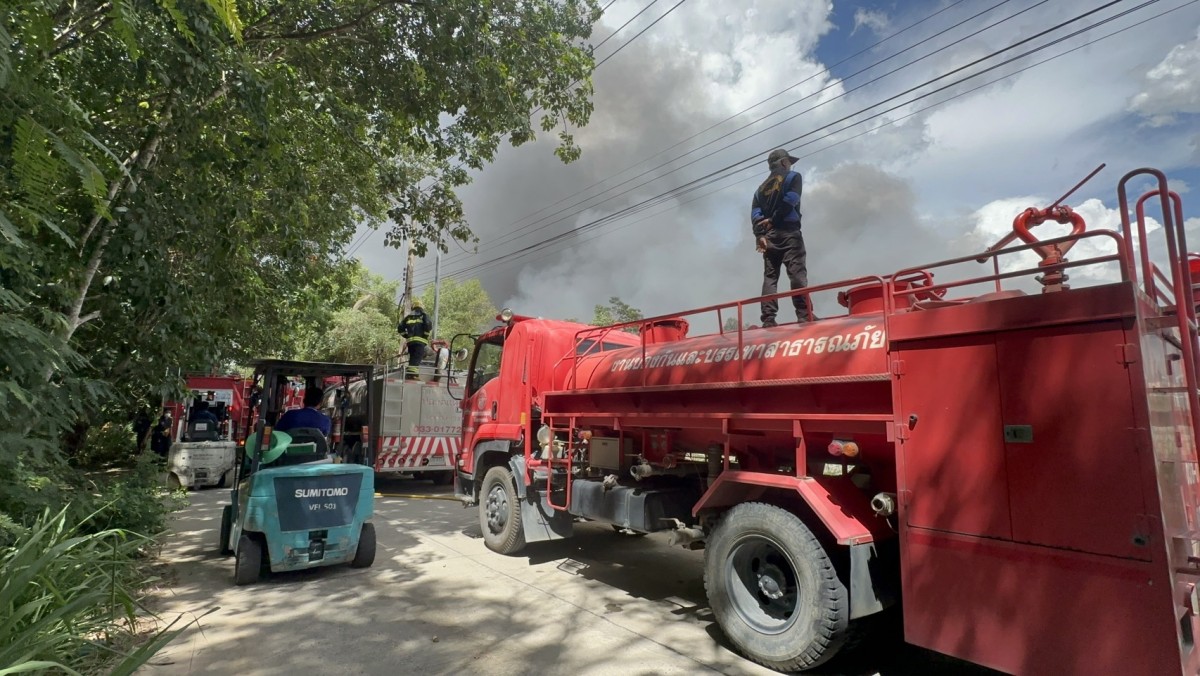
108, 0, 143, 60
156, 0, 196, 44
0, 209, 24, 249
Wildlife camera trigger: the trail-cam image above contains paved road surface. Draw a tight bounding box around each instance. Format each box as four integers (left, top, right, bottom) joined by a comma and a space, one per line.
140, 478, 995, 676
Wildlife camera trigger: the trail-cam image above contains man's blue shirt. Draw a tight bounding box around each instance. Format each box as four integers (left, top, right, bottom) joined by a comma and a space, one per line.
275, 407, 331, 435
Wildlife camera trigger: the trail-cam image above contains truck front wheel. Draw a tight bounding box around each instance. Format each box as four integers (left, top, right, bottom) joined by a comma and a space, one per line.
479, 465, 526, 555
704, 502, 851, 672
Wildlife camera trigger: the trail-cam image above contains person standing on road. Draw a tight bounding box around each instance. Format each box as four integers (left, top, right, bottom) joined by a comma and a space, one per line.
399, 299, 433, 380
751, 148, 810, 327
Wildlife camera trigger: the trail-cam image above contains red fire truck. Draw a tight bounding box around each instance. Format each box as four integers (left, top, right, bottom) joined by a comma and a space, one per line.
164, 374, 254, 444
453, 167, 1200, 674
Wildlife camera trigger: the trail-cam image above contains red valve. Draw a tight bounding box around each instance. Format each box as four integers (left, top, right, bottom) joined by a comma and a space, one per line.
1012, 205, 1087, 259
1011, 205, 1087, 292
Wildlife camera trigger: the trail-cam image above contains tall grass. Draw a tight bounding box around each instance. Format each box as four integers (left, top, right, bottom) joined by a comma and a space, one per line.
0, 507, 191, 675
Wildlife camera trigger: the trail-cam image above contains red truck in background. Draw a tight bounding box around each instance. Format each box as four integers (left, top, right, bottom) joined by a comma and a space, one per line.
163, 374, 254, 445
453, 167, 1200, 674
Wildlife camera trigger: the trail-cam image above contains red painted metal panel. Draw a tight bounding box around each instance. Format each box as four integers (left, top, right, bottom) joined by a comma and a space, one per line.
902, 528, 1176, 676
894, 335, 1013, 540
995, 321, 1150, 561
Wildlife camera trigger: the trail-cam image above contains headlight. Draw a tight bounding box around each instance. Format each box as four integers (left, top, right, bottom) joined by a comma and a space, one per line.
499, 308, 514, 322
537, 425, 553, 448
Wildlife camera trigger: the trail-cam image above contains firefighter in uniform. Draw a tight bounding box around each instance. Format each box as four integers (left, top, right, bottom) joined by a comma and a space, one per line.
751, 148, 809, 327
399, 299, 433, 380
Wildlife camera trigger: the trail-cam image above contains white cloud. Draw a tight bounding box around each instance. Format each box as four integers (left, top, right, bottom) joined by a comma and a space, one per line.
1129, 26, 1200, 126
852, 9, 890, 38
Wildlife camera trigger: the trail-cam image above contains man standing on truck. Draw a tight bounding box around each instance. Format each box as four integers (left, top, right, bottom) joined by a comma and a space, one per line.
751, 148, 809, 327
399, 299, 433, 380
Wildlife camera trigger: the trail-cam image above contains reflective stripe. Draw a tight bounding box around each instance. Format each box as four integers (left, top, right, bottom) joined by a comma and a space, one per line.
407, 336, 429, 345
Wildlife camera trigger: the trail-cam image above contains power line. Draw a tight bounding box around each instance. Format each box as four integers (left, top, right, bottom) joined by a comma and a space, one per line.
444, 0, 1198, 285
421, 0, 972, 276
413, 0, 1168, 286
593, 0, 688, 70
415, 0, 1028, 277
593, 0, 662, 53
530, 0, 688, 118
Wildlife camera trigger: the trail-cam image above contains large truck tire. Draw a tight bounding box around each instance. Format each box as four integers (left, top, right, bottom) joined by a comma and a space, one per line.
234, 534, 264, 586
704, 502, 852, 672
479, 465, 526, 555
218, 505, 233, 556
431, 471, 454, 486
351, 522, 377, 568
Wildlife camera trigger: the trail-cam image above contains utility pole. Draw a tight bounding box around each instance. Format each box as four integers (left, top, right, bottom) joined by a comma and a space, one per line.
432, 247, 441, 341
402, 239, 416, 314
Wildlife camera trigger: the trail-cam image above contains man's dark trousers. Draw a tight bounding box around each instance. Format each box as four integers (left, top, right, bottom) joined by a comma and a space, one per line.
406, 341, 427, 378
760, 227, 809, 326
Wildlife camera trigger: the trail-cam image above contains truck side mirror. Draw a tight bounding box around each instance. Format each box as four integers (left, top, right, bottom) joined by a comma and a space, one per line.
454, 348, 469, 362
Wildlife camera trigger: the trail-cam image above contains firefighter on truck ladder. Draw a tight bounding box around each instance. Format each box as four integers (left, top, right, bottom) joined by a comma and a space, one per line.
399, 299, 433, 380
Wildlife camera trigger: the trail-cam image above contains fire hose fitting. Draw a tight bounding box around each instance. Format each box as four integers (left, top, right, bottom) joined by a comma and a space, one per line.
871, 492, 897, 517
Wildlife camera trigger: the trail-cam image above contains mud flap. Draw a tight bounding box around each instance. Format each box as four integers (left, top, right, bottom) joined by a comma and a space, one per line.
509, 456, 573, 543
849, 538, 899, 619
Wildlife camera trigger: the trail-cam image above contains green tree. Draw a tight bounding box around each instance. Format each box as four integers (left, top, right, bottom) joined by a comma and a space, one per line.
1, 0, 604, 467
591, 297, 643, 332
723, 317, 755, 332
419, 278, 497, 343
314, 307, 404, 365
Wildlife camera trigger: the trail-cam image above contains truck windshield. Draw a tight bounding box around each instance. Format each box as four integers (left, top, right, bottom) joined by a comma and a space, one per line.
468, 339, 503, 396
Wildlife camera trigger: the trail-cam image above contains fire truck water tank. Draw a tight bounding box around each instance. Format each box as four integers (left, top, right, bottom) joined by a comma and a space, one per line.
569, 313, 890, 390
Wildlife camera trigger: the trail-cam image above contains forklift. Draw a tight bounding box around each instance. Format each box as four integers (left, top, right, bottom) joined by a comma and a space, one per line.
217, 359, 377, 585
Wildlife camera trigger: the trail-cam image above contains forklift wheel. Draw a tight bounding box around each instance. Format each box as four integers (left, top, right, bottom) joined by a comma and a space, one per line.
218, 505, 233, 556
351, 522, 377, 568
234, 534, 264, 586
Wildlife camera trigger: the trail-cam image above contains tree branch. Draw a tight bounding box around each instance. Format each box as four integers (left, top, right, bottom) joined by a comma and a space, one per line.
51, 2, 113, 58
80, 102, 176, 249
78, 311, 101, 326
244, 0, 423, 43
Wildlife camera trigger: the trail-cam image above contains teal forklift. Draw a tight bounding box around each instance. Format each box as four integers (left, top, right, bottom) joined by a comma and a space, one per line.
217, 359, 377, 585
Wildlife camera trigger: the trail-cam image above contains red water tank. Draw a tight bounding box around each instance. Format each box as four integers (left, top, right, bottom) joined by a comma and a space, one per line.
567, 314, 889, 390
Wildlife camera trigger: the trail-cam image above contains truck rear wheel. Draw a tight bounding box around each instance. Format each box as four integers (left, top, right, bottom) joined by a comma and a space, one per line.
704, 502, 851, 672
479, 465, 526, 555
218, 505, 233, 556
351, 522, 377, 568
234, 534, 264, 586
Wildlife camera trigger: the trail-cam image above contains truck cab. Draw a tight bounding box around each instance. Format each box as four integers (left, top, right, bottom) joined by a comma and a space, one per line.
454, 312, 639, 503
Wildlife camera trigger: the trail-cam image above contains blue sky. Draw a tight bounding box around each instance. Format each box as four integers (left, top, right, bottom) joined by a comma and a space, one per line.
352, 0, 1200, 322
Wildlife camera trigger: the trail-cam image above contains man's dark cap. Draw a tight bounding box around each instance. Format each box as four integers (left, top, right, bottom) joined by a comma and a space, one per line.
768, 148, 799, 166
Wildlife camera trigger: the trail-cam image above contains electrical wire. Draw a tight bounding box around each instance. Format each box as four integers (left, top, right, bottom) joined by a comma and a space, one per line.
418, 0, 982, 274
474, 0, 1199, 280
421, 0, 1050, 276
413, 0, 1174, 286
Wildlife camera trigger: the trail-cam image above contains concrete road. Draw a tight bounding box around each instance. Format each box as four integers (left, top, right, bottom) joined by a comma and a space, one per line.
141, 478, 994, 676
